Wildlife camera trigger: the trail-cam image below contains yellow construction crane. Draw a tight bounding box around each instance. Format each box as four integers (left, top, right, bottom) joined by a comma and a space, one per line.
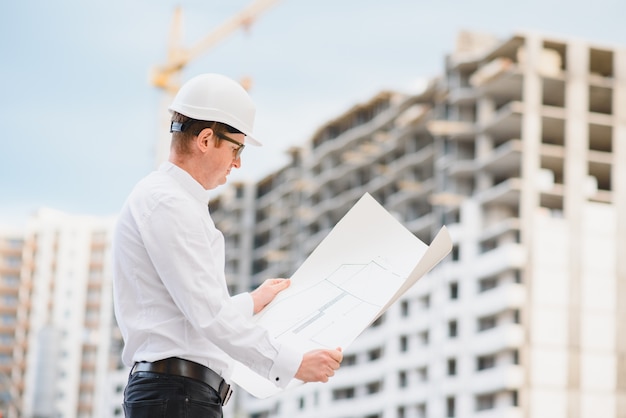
150, 0, 282, 94
151, 0, 281, 165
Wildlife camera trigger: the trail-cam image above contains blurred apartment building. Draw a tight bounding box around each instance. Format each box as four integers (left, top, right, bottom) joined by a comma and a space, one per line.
0, 209, 125, 418
210, 30, 625, 418
0, 226, 24, 415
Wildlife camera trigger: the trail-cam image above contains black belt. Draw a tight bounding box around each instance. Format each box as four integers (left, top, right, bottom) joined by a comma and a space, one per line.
131, 357, 232, 406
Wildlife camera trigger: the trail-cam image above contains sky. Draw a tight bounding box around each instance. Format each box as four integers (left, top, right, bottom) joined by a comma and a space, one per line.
1, 0, 625, 227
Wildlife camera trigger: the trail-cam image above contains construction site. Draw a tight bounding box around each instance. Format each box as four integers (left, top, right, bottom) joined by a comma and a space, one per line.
0, 1, 625, 417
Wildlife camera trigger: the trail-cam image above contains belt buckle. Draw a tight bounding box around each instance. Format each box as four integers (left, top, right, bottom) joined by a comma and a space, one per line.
222, 384, 233, 406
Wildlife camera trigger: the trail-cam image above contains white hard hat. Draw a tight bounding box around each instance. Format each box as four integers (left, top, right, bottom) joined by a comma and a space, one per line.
168, 73, 262, 146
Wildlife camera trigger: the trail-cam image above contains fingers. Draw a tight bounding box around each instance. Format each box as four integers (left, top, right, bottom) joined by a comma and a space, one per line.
331, 347, 343, 363
274, 278, 291, 289
296, 348, 344, 383
252, 279, 291, 314
323, 349, 342, 375
265, 278, 290, 289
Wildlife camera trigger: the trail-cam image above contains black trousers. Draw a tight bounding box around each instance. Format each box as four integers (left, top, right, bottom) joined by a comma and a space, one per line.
123, 371, 223, 418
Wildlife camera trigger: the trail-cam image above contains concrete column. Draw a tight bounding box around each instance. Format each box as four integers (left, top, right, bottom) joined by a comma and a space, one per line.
519, 32, 543, 418
564, 39, 589, 418
476, 97, 496, 192
613, 46, 626, 418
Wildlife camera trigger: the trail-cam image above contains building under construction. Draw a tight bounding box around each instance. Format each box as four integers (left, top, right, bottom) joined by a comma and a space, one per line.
210, 30, 625, 418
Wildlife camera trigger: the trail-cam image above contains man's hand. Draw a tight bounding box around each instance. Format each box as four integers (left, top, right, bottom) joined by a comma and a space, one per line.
250, 278, 291, 314
295, 348, 343, 383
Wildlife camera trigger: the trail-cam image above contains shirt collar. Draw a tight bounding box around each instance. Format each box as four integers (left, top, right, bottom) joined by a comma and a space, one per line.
159, 161, 212, 206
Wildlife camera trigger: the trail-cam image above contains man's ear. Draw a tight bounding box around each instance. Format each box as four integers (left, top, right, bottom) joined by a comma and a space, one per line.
197, 128, 214, 152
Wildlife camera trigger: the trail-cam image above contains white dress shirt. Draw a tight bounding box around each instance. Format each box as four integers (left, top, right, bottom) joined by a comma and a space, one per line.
112, 162, 301, 388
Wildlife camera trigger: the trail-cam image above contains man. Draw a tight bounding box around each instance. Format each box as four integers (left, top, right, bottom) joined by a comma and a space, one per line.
112, 73, 342, 417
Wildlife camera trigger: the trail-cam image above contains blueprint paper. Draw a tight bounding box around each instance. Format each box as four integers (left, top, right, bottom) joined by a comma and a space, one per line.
230, 193, 452, 398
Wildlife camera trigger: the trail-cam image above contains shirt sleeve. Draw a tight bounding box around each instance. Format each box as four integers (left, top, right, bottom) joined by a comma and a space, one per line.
139, 195, 300, 385
230, 293, 254, 318
227, 293, 302, 387
268, 341, 303, 388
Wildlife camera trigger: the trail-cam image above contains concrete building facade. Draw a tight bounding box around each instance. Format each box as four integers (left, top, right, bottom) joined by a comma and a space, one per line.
7, 209, 124, 418
210, 31, 626, 418
0, 226, 24, 416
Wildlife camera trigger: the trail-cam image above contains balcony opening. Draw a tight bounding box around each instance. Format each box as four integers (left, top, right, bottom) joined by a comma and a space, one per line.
449, 282, 459, 300
397, 406, 406, 418
417, 403, 427, 418
451, 245, 460, 261
447, 358, 457, 376
368, 347, 384, 361
400, 300, 410, 317
399, 335, 409, 352
479, 276, 498, 292
477, 354, 496, 371
366, 380, 383, 394
541, 116, 565, 146
448, 320, 458, 338
589, 48, 614, 78
588, 162, 612, 195
478, 315, 497, 331
512, 349, 520, 365
511, 390, 519, 406
589, 123, 613, 153
540, 158, 564, 189
542, 78, 565, 108
398, 371, 408, 388
332, 387, 355, 400
589, 84, 612, 115
343, 354, 357, 367
542, 41, 567, 72
476, 393, 496, 411
479, 237, 498, 254
446, 396, 456, 418
539, 193, 563, 214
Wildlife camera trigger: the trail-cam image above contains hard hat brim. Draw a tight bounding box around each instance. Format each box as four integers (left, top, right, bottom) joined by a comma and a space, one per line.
244, 135, 262, 147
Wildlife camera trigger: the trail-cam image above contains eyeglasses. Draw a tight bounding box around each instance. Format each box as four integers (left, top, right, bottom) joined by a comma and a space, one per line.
215, 132, 245, 159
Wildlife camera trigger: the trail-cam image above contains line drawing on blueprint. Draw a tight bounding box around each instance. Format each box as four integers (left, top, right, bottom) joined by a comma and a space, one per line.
254, 256, 404, 349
